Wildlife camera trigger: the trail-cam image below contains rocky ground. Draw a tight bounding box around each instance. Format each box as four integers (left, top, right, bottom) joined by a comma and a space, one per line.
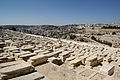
0, 28, 120, 80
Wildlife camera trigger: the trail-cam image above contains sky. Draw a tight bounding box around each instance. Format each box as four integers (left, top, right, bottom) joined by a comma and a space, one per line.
0, 0, 120, 25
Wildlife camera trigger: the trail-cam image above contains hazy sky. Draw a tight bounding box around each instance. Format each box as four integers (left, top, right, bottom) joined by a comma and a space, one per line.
0, 0, 120, 25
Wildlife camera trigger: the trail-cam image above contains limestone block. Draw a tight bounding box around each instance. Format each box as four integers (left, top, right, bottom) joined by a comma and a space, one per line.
3, 46, 10, 51
46, 50, 62, 58
15, 51, 31, 58
103, 57, 111, 62
89, 73, 106, 80
100, 64, 115, 76
12, 50, 20, 53
39, 50, 51, 55
7, 56, 15, 62
100, 53, 108, 57
0, 60, 35, 80
59, 51, 73, 61
80, 56, 87, 64
5, 40, 12, 46
0, 48, 3, 53
66, 56, 75, 62
36, 45, 43, 49
8, 72, 44, 80
19, 53, 37, 61
76, 53, 84, 57
85, 56, 97, 67
25, 39, 32, 44
21, 45, 34, 51
27, 55, 48, 66
9, 47, 19, 52
0, 56, 8, 62
97, 57, 103, 64
69, 58, 82, 67
34, 49, 44, 54
0, 42, 5, 48
48, 57, 62, 65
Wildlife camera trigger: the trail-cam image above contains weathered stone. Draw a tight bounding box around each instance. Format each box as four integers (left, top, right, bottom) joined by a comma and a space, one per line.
27, 55, 48, 66
46, 50, 62, 58
9, 47, 19, 52
69, 58, 82, 67
97, 57, 103, 64
100, 64, 115, 76
103, 57, 111, 62
25, 39, 32, 44
80, 69, 95, 77
5, 40, 12, 46
85, 56, 97, 67
15, 51, 31, 58
0, 56, 7, 60
0, 60, 35, 80
79, 56, 87, 64
66, 56, 75, 62
8, 72, 44, 80
0, 42, 5, 48
0, 48, 3, 53
34, 49, 44, 54
89, 72, 106, 80
48, 57, 62, 65
59, 51, 73, 61
21, 45, 34, 51
19, 53, 37, 61
39, 50, 51, 55
100, 53, 108, 57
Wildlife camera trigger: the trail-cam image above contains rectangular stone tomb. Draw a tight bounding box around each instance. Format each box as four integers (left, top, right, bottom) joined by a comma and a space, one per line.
48, 57, 62, 65
85, 56, 97, 67
97, 57, 103, 64
79, 56, 87, 65
69, 59, 82, 67
8, 72, 44, 80
0, 48, 3, 53
0, 60, 35, 80
27, 55, 48, 66
0, 56, 15, 63
66, 57, 75, 62
100, 64, 115, 76
0, 42, 5, 48
34, 49, 45, 54
59, 51, 73, 61
46, 50, 62, 58
19, 53, 37, 61
5, 40, 12, 46
21, 45, 34, 51
39, 50, 51, 55
103, 57, 111, 62
14, 51, 31, 58
8, 47, 19, 52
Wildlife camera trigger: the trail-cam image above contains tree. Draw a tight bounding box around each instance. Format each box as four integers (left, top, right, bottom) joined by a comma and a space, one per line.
91, 36, 96, 41
112, 32, 116, 35
11, 27, 16, 31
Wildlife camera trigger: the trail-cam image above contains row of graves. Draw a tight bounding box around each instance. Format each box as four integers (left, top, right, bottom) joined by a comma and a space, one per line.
0, 29, 120, 80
